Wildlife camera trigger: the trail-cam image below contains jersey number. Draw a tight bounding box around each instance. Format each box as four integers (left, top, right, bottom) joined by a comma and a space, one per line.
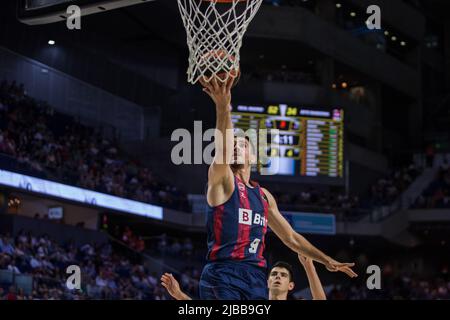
249, 238, 261, 254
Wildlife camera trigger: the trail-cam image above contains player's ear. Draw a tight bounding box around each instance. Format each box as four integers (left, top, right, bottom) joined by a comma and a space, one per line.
288, 282, 295, 291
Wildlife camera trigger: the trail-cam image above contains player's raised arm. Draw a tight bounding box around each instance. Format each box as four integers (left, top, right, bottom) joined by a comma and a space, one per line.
262, 188, 358, 278
161, 273, 192, 300
201, 77, 236, 206
298, 255, 327, 300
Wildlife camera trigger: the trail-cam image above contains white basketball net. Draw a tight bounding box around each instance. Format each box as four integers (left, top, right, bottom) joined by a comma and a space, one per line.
177, 0, 263, 84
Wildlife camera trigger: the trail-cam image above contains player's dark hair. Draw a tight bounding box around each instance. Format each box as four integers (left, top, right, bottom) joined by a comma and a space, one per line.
243, 135, 256, 156
270, 261, 294, 282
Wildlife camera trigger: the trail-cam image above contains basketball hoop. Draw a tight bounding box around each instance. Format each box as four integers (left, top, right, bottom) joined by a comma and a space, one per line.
177, 0, 263, 85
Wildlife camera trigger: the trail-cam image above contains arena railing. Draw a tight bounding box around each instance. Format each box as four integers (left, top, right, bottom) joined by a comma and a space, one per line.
0, 269, 33, 296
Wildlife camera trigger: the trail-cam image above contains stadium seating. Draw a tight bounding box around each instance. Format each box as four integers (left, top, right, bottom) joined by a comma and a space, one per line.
0, 80, 190, 212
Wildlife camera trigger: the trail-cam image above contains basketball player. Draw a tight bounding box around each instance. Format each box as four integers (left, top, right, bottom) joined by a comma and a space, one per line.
161, 254, 326, 300
268, 256, 327, 300
194, 76, 356, 300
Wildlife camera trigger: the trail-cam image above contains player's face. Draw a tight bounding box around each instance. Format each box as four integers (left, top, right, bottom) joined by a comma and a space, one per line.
231, 137, 253, 169
267, 267, 294, 294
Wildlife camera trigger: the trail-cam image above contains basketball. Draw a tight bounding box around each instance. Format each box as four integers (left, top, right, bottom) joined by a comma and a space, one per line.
198, 50, 241, 88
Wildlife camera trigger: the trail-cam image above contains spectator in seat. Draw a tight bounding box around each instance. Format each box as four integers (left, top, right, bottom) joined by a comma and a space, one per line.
171, 240, 181, 255
157, 234, 168, 253
95, 270, 108, 288
29, 255, 43, 270
134, 236, 145, 252
16, 288, 25, 300
122, 227, 133, 244
7, 258, 21, 274
148, 272, 158, 287
0, 237, 15, 256
183, 238, 193, 257
6, 286, 17, 301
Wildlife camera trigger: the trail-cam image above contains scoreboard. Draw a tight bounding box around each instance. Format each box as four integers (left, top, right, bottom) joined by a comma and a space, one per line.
231, 104, 344, 179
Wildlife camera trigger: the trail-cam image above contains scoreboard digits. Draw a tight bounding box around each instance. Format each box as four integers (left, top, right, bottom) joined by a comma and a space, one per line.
231, 104, 344, 179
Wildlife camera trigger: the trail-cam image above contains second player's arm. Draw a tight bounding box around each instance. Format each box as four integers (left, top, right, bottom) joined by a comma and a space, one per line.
298, 255, 327, 300
161, 273, 192, 301
263, 188, 357, 278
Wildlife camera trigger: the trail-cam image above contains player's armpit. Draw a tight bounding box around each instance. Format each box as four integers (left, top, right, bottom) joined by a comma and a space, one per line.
208, 160, 233, 186
206, 164, 234, 207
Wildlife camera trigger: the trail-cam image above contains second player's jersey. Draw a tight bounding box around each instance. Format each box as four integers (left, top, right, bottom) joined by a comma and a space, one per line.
206, 175, 269, 268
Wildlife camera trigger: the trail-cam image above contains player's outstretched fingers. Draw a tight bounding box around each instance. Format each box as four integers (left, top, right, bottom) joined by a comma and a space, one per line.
203, 87, 214, 100
161, 273, 172, 283
199, 77, 212, 93
166, 274, 174, 282
340, 263, 355, 268
200, 76, 212, 90
226, 74, 234, 92
199, 77, 207, 89
337, 265, 357, 278
342, 267, 358, 278
211, 76, 220, 92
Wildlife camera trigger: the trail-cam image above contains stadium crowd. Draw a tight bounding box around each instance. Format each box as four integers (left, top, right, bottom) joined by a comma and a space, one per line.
274, 189, 362, 219
326, 275, 450, 300
0, 230, 199, 300
415, 159, 450, 209
3, 228, 448, 300
369, 163, 421, 207
0, 80, 190, 211
120, 227, 146, 253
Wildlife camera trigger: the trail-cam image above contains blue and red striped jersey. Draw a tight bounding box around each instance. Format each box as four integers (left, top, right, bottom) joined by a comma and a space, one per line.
206, 175, 269, 268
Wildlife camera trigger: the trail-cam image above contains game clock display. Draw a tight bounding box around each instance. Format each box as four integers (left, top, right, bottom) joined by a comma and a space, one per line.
231, 104, 344, 179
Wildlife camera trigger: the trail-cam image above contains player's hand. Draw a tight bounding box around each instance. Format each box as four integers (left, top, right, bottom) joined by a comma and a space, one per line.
161, 273, 182, 300
200, 76, 234, 110
325, 259, 358, 278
